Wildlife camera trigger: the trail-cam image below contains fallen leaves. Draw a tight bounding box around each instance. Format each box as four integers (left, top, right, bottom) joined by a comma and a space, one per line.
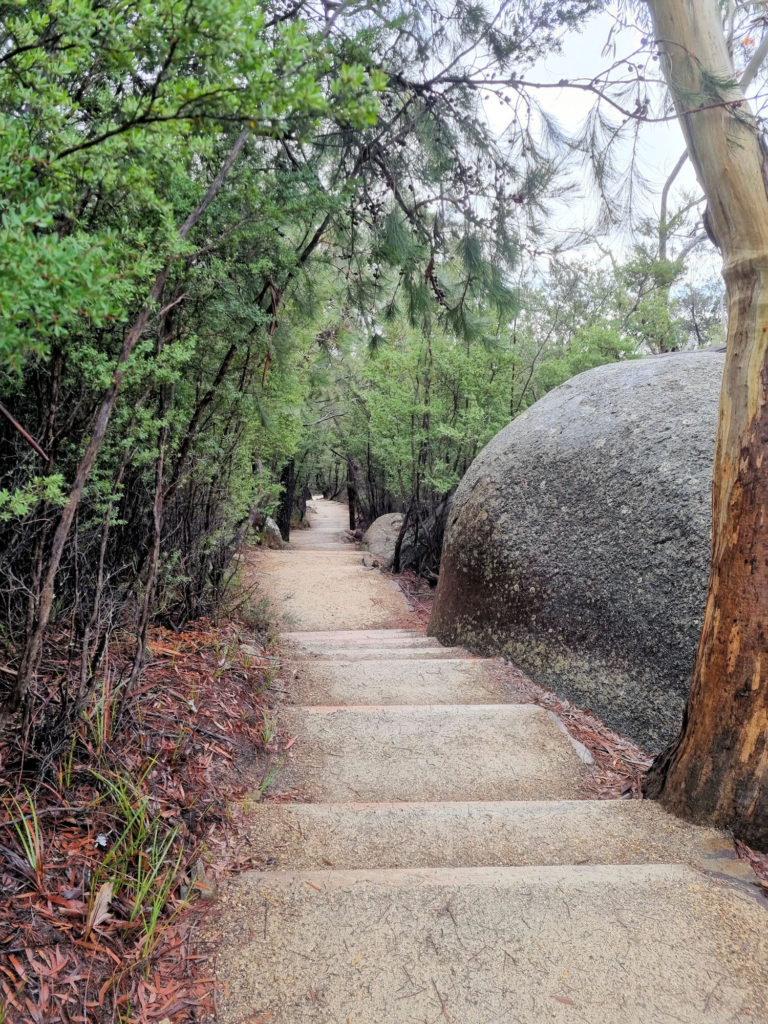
735, 839, 768, 888
0, 616, 279, 1023
486, 660, 653, 800
84, 881, 113, 940
393, 569, 435, 626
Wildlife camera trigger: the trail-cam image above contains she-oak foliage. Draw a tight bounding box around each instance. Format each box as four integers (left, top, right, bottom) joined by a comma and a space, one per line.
0, 0, 609, 756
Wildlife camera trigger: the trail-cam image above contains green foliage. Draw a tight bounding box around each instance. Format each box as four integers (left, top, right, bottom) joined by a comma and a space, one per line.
86, 765, 186, 955
359, 325, 515, 496
0, 0, 394, 749
507, 241, 724, 415
535, 323, 638, 394
6, 790, 45, 890
0, 0, 630, 747
0, 0, 385, 367
0, 474, 67, 521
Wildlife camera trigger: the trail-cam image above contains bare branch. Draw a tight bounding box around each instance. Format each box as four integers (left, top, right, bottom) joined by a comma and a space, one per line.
0, 402, 50, 462
740, 31, 768, 91
659, 149, 689, 259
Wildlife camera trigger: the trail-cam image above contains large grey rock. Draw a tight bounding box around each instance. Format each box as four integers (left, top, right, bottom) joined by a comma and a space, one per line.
361, 512, 404, 568
429, 352, 725, 751
261, 516, 285, 549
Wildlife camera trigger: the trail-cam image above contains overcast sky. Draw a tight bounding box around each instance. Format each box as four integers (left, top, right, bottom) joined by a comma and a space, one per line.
482, 8, 709, 264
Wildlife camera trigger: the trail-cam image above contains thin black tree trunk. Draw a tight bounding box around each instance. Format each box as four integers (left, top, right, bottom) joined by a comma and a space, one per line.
276, 458, 295, 542
3, 128, 250, 723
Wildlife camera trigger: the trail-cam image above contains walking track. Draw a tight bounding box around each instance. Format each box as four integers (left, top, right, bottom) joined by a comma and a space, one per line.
211, 498, 768, 1024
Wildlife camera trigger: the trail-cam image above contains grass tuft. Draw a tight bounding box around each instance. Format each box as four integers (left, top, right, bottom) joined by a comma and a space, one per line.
0, 614, 281, 1024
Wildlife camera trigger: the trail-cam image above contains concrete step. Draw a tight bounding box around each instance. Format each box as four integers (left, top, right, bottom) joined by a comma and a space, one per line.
258, 548, 363, 564
289, 539, 350, 550
213, 863, 768, 1024
243, 799, 751, 877
286, 657, 511, 705
218, 503, 768, 1024
289, 526, 344, 537
270, 704, 589, 801
283, 628, 427, 646
281, 629, 437, 659
285, 645, 469, 661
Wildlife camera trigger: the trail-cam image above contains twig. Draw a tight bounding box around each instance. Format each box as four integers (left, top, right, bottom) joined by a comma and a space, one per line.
432, 978, 451, 1021
156, 292, 190, 318
0, 401, 50, 461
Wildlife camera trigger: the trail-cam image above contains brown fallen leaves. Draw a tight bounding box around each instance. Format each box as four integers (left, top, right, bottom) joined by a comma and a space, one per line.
392, 570, 435, 627
480, 658, 654, 799
735, 839, 768, 888
1, 617, 278, 1023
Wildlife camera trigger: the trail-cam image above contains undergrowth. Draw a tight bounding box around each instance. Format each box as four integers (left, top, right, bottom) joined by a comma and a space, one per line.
0, 612, 281, 1023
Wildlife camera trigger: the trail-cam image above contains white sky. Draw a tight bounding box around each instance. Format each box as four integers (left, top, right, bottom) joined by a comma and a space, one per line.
481, 8, 711, 265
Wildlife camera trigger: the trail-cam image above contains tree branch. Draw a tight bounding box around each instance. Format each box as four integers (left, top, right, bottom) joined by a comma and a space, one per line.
4, 129, 251, 721
0, 402, 50, 462
659, 149, 689, 260
740, 31, 768, 91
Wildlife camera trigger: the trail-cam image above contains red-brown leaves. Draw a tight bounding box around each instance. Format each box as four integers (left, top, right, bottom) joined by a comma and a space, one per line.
1, 617, 276, 1023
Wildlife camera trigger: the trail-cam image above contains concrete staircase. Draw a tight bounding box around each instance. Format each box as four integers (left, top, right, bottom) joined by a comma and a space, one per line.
213, 499, 768, 1024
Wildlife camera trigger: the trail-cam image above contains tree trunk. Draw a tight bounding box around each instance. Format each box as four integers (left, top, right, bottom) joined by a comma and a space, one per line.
347, 476, 357, 531
1, 129, 250, 725
128, 313, 178, 689
345, 455, 366, 531
297, 484, 312, 522
276, 458, 295, 542
643, 0, 768, 847
392, 501, 412, 575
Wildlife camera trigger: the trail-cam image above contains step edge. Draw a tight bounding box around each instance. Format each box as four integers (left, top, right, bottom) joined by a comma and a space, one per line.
249, 797, 692, 814
283, 702, 551, 713
233, 862, 704, 889
283, 657, 483, 666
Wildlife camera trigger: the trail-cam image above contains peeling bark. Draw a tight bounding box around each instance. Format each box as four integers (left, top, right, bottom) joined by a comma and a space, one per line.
644, 0, 768, 847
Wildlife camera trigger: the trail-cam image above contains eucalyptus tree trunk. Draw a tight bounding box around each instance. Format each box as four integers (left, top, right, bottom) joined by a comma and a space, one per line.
643, 0, 768, 847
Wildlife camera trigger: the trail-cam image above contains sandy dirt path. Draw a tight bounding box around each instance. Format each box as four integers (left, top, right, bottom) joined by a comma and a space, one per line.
248, 498, 420, 631
206, 497, 768, 1024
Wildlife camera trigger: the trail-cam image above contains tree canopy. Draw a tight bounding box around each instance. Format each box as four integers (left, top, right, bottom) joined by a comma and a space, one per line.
2, 0, 761, 844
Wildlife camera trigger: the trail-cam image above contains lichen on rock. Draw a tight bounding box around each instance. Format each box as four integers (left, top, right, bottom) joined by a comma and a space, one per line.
429, 351, 725, 751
